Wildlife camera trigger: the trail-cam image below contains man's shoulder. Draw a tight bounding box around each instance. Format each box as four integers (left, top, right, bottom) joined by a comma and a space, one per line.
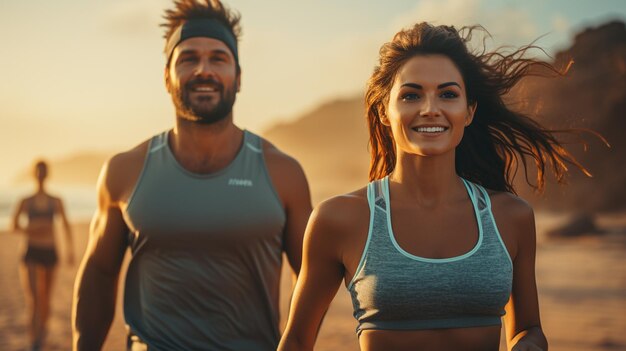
258, 136, 304, 176
107, 139, 151, 174
99, 138, 153, 203
258, 135, 294, 160
255, 135, 311, 208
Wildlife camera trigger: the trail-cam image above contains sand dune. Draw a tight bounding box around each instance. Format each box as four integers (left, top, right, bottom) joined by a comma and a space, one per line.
1, 213, 625, 351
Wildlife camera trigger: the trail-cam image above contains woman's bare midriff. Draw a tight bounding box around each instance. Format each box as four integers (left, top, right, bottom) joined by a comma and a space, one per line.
25, 220, 56, 247
359, 325, 502, 351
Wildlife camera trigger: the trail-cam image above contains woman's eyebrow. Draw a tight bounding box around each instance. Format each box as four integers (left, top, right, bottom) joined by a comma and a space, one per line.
400, 82, 461, 89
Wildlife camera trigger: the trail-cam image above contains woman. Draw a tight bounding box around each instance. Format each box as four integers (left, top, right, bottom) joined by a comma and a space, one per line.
279, 23, 591, 351
11, 160, 74, 351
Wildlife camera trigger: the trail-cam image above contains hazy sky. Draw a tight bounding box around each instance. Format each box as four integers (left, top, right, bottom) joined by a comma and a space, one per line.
0, 0, 624, 185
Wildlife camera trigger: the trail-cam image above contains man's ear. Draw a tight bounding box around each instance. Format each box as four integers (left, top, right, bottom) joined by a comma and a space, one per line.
236, 68, 241, 93
164, 67, 172, 93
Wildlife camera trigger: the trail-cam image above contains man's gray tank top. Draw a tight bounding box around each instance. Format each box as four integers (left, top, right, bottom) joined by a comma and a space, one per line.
348, 177, 513, 335
122, 130, 286, 351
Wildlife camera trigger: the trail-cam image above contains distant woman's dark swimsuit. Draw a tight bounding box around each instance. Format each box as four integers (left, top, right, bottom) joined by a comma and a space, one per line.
23, 199, 58, 267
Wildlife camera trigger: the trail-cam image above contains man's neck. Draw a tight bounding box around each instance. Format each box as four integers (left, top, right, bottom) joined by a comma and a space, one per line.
169, 116, 244, 174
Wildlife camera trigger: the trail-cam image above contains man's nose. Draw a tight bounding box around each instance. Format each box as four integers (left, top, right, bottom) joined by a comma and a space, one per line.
194, 59, 216, 78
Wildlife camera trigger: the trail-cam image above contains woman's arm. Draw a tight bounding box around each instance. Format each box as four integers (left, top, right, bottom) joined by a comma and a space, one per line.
278, 198, 353, 351
502, 198, 548, 351
10, 199, 27, 233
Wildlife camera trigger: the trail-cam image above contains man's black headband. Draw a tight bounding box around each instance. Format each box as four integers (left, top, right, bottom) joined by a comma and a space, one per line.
165, 18, 239, 64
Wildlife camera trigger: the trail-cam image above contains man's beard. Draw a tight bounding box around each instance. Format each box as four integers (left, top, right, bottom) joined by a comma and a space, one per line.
173, 77, 237, 125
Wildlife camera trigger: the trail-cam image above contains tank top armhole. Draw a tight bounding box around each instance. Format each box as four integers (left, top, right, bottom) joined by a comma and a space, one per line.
347, 182, 376, 290
476, 185, 513, 267
253, 131, 286, 215
461, 178, 477, 204
125, 132, 162, 217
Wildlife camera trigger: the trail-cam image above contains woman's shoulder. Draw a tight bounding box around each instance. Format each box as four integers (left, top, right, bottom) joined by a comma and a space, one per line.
305, 186, 372, 260
486, 189, 536, 258
314, 186, 369, 222
49, 194, 64, 208
17, 195, 34, 210
487, 190, 534, 225
22, 195, 35, 203
308, 186, 371, 236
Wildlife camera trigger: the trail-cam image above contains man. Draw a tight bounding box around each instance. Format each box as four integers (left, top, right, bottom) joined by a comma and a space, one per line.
71, 1, 312, 350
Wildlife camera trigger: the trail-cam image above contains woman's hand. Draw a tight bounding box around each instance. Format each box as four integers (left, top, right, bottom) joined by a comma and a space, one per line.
512, 339, 544, 351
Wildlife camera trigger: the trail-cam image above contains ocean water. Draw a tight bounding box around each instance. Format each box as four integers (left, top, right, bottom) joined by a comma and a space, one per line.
0, 184, 96, 230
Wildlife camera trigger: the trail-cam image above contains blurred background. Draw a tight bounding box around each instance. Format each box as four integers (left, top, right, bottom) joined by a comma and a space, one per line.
1, 0, 625, 350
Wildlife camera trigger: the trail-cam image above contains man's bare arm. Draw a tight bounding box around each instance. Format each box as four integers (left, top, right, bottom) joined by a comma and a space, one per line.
72, 155, 132, 350
262, 141, 312, 281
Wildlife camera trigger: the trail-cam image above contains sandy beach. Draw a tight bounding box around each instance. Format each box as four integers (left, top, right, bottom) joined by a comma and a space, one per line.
1, 213, 625, 351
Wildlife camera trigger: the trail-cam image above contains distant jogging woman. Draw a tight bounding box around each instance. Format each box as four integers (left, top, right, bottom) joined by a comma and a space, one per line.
12, 160, 74, 351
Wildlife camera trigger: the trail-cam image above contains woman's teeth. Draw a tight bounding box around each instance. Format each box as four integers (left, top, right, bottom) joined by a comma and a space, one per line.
415, 126, 446, 133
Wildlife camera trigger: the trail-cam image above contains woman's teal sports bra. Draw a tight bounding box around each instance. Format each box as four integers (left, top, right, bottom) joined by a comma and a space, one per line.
347, 177, 513, 335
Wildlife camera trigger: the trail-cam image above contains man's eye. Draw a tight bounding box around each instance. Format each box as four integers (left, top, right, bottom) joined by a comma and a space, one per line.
179, 56, 195, 63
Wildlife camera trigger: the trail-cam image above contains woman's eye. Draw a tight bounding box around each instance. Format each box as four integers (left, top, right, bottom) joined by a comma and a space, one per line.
441, 91, 459, 99
401, 93, 419, 101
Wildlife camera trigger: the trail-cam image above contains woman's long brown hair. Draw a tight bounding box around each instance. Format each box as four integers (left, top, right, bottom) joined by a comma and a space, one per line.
366, 23, 596, 193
